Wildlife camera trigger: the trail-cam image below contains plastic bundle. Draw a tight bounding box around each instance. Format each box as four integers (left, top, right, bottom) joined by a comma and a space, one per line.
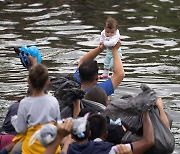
50, 76, 85, 110
29, 114, 89, 147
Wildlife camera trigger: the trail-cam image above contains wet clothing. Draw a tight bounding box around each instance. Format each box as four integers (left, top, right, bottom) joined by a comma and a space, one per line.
73, 68, 114, 96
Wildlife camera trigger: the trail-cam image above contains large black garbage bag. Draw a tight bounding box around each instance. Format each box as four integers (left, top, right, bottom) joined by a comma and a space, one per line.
121, 107, 175, 154
104, 84, 157, 131
60, 99, 106, 119
81, 99, 106, 113
50, 75, 85, 110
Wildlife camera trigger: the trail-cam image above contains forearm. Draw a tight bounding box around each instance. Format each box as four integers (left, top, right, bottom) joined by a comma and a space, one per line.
78, 46, 102, 66
111, 47, 125, 89
132, 112, 154, 154
73, 99, 81, 118
44, 136, 63, 154
158, 107, 170, 129
156, 98, 170, 129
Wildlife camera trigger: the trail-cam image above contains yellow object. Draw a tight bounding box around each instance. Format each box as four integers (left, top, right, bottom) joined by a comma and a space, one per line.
13, 124, 61, 154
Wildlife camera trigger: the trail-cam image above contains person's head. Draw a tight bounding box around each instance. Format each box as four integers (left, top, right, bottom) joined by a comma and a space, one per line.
88, 114, 108, 141
79, 60, 99, 83
71, 121, 91, 142
104, 17, 118, 37
28, 64, 49, 91
78, 107, 98, 117
84, 86, 108, 106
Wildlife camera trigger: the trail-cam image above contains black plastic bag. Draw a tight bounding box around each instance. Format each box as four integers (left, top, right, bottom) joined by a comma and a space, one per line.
104, 84, 157, 131
60, 99, 106, 119
121, 107, 175, 154
50, 75, 85, 110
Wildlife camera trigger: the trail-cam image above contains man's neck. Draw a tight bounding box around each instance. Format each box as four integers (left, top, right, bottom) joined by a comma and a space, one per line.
81, 81, 97, 91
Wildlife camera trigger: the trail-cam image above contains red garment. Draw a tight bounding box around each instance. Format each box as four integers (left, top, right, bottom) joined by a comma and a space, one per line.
0, 134, 14, 150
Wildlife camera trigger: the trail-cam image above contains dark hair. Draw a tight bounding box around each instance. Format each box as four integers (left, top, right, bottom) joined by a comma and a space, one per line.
79, 60, 99, 82
88, 114, 107, 140
29, 64, 49, 90
78, 107, 98, 117
105, 17, 118, 30
84, 86, 107, 106
72, 121, 90, 141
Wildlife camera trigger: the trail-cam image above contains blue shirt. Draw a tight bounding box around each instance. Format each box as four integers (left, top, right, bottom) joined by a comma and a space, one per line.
73, 68, 114, 96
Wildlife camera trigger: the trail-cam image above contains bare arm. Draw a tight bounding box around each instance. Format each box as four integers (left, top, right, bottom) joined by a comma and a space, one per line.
132, 112, 154, 154
73, 99, 81, 118
61, 135, 74, 154
78, 44, 104, 67
156, 97, 170, 129
110, 41, 125, 90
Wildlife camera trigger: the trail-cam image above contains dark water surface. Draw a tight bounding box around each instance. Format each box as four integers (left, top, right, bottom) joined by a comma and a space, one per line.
0, 0, 179, 152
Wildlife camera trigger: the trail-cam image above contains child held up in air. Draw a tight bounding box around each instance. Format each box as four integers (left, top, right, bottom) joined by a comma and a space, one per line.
100, 17, 123, 79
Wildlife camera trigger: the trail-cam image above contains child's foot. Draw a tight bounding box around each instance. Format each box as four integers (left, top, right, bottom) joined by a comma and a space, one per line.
99, 74, 108, 79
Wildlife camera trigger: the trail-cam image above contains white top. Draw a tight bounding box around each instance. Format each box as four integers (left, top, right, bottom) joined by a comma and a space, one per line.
94, 138, 131, 154
11, 94, 61, 133
100, 29, 121, 47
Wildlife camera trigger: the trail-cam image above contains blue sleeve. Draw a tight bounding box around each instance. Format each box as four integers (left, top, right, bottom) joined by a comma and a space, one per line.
73, 68, 81, 85
98, 78, 114, 96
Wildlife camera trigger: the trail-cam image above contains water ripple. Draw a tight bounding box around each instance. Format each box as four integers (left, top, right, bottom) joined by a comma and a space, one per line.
128, 25, 176, 32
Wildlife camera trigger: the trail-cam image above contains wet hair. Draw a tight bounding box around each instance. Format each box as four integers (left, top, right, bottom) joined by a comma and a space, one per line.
79, 60, 99, 82
88, 114, 107, 140
84, 86, 107, 106
72, 121, 90, 141
105, 17, 118, 30
28, 64, 49, 90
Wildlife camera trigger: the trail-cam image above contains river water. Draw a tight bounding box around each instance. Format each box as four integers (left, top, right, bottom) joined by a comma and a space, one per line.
0, 0, 179, 153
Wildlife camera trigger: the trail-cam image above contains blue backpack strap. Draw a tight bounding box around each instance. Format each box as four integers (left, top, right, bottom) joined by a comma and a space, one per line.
19, 51, 30, 69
